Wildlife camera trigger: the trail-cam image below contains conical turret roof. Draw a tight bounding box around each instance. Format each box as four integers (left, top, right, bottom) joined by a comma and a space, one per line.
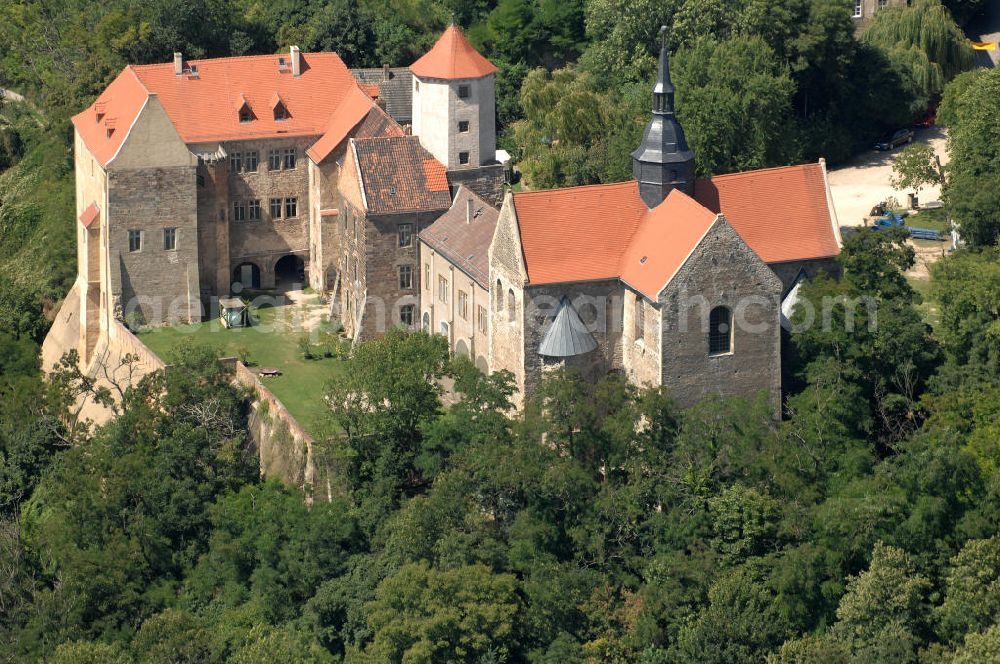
410, 25, 498, 80
538, 296, 598, 357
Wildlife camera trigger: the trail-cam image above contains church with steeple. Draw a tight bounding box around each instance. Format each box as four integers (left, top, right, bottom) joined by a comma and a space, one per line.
473, 27, 844, 409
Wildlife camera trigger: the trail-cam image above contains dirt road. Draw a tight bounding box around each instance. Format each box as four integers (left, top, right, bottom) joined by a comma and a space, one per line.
827, 127, 949, 228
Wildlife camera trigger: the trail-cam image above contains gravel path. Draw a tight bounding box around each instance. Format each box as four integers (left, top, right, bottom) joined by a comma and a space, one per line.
827, 127, 949, 228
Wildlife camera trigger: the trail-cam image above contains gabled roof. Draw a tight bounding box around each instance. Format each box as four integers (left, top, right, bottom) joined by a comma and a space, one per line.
410, 25, 498, 80
538, 297, 599, 357
129, 52, 357, 143
353, 136, 451, 215
619, 190, 720, 300
307, 86, 402, 163
512, 181, 649, 285
419, 187, 500, 288
71, 68, 149, 167
78, 203, 100, 229
694, 163, 840, 263
73, 51, 362, 166
351, 67, 413, 125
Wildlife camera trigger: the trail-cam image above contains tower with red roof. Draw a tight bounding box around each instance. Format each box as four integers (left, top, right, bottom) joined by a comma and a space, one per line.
410, 25, 498, 171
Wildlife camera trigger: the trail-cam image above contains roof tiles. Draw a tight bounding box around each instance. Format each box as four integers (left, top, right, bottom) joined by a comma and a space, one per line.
694, 163, 840, 263
354, 136, 452, 215
410, 25, 498, 80
419, 187, 500, 287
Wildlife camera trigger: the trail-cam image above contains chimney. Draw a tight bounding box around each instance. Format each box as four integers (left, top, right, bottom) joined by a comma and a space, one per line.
382, 63, 390, 81
174, 52, 184, 76
466, 197, 474, 224
290, 45, 301, 77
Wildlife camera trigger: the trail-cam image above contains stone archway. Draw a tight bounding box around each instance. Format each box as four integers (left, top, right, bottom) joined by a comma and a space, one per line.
475, 355, 489, 373
232, 262, 261, 290
455, 339, 470, 358
274, 254, 305, 289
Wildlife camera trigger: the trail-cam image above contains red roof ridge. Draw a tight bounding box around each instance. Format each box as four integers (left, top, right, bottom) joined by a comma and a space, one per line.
514, 180, 637, 198
701, 161, 821, 181
129, 51, 336, 69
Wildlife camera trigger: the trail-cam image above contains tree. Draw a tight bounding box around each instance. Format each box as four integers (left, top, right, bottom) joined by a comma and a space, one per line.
936, 536, 1000, 642
890, 143, 943, 196
360, 561, 519, 662
863, 0, 974, 84
673, 35, 799, 175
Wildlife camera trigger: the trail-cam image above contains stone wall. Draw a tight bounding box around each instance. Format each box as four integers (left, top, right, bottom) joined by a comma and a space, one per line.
768, 256, 842, 294
230, 360, 337, 504
659, 218, 783, 414
488, 195, 528, 400
213, 136, 315, 290
622, 290, 662, 387
446, 164, 505, 208
108, 165, 200, 325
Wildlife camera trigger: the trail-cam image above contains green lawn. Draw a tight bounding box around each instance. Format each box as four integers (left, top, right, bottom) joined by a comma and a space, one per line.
907, 275, 940, 329
906, 207, 950, 234
139, 305, 343, 437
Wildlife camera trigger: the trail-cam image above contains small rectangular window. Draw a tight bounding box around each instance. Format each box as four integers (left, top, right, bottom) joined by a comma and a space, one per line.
458, 84, 470, 99
230, 152, 242, 172
458, 290, 468, 320
163, 227, 176, 251
853, 0, 862, 16
233, 201, 246, 222
425, 264, 430, 289
268, 149, 281, 171
438, 275, 449, 303
478, 305, 488, 333
400, 304, 414, 327
285, 197, 298, 218
458, 120, 469, 133
245, 151, 259, 172
398, 223, 413, 248
399, 265, 413, 289
128, 229, 141, 253
269, 198, 282, 219
459, 151, 470, 165
283, 148, 297, 169
248, 200, 261, 221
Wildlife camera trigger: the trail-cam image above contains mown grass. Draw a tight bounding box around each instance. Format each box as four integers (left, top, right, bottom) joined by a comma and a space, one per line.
139, 305, 343, 437
907, 275, 940, 329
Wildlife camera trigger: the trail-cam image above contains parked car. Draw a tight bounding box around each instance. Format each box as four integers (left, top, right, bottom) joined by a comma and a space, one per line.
874, 128, 915, 151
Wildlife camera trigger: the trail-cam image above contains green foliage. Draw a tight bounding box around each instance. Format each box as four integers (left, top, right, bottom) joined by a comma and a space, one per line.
890, 143, 943, 195
360, 561, 519, 662
936, 536, 1000, 642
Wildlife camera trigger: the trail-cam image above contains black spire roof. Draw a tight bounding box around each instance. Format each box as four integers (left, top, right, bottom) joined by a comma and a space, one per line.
631, 25, 696, 208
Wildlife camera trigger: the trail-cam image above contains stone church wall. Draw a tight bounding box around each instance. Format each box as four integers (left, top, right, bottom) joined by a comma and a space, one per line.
659, 218, 782, 414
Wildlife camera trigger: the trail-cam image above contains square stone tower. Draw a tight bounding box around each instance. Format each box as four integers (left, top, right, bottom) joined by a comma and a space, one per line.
410, 25, 497, 170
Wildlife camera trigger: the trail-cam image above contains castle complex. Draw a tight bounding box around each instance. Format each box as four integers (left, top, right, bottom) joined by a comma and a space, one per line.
56, 25, 842, 409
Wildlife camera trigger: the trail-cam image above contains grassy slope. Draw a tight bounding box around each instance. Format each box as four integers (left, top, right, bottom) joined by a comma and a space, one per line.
139, 306, 343, 437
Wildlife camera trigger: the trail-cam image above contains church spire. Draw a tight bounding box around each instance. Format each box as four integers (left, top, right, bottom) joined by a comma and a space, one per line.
631, 25, 696, 208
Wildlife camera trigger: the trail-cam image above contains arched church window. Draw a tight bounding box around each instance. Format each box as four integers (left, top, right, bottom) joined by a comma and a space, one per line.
634, 294, 645, 343
495, 280, 503, 310
709, 306, 733, 355
507, 289, 515, 323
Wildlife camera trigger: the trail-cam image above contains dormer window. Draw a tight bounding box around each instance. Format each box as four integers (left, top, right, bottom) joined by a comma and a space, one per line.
271, 93, 289, 122
236, 94, 254, 123
104, 118, 116, 139
94, 102, 107, 123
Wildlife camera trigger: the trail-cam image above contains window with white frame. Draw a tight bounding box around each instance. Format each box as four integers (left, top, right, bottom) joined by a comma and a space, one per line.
233, 201, 247, 222
478, 305, 487, 333
399, 265, 413, 289
709, 306, 733, 355
128, 229, 142, 252
853, 0, 862, 16
270, 198, 282, 219
458, 290, 468, 319
438, 275, 449, 303
163, 227, 176, 251
230, 152, 242, 172
248, 199, 261, 221
268, 149, 281, 171
245, 151, 258, 172
398, 223, 413, 248
283, 148, 297, 169
400, 304, 414, 327
285, 197, 298, 218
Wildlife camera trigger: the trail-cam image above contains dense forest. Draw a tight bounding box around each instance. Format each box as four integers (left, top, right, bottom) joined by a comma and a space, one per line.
2, 0, 1000, 661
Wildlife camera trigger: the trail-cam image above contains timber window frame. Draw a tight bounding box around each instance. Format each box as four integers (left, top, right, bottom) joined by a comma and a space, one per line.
128, 229, 142, 253
708, 306, 734, 356
163, 227, 177, 251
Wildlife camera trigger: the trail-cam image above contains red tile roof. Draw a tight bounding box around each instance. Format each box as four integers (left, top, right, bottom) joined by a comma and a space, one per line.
353, 136, 452, 215
78, 203, 100, 229
410, 25, 498, 80
306, 85, 400, 163
619, 190, 719, 300
422, 159, 450, 191
512, 181, 649, 285
694, 163, 840, 263
74, 51, 365, 166
71, 68, 149, 167
513, 162, 840, 296
420, 186, 500, 287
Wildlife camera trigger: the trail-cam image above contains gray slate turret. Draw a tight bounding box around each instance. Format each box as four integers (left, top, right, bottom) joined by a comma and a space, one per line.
631, 26, 696, 208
